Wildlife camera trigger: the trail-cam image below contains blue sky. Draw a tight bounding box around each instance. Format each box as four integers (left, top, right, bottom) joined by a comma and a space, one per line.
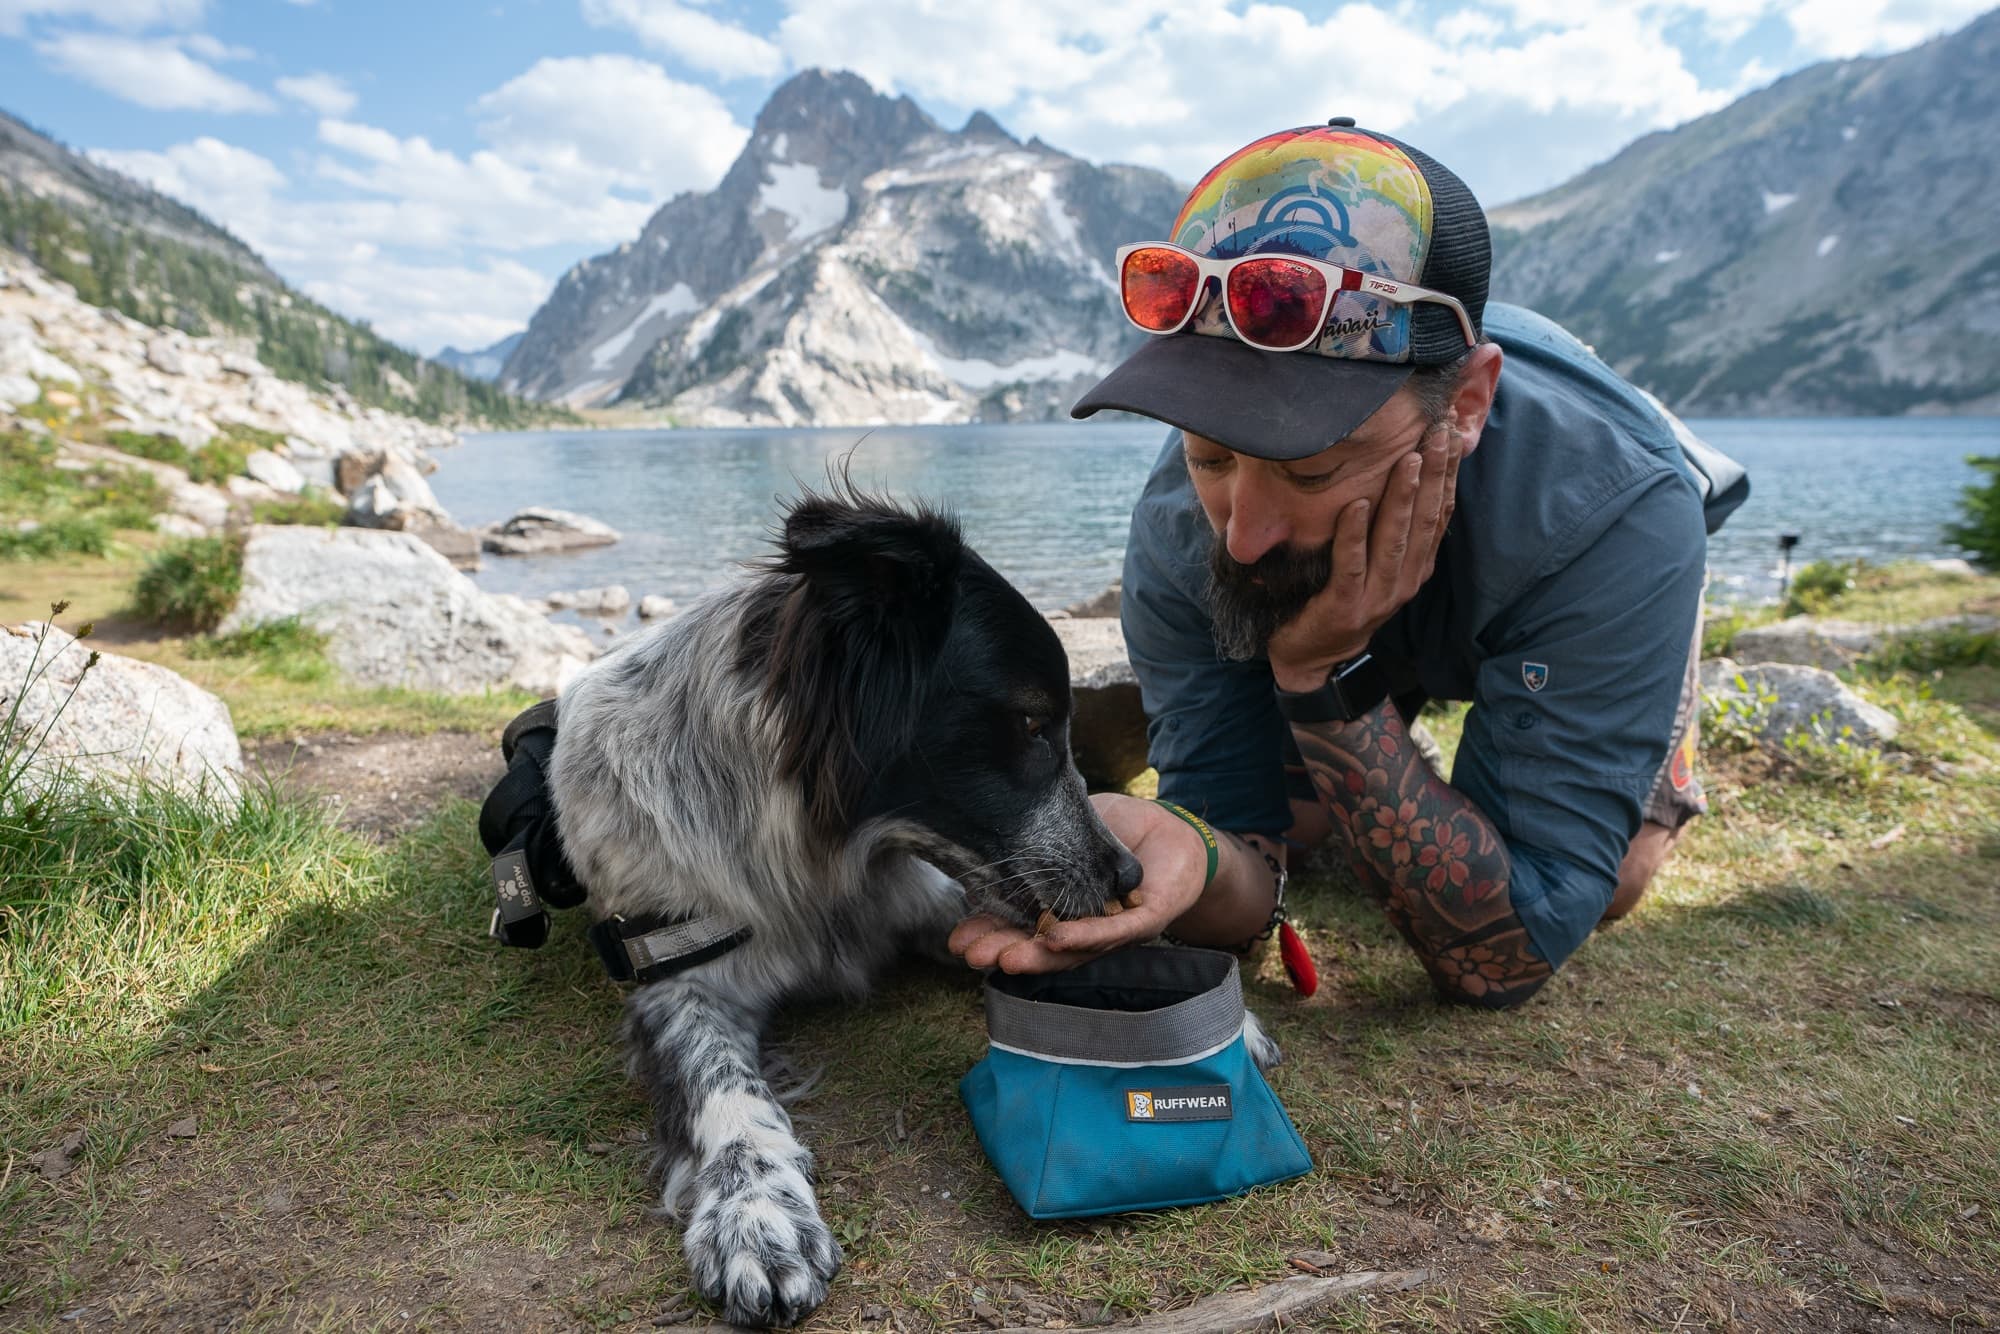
1, 0, 1989, 354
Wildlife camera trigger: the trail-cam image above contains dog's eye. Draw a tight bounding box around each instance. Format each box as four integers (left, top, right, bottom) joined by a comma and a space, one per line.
1024, 715, 1048, 740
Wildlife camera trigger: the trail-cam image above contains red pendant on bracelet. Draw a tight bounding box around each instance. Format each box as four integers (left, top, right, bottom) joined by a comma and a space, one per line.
1279, 919, 1318, 997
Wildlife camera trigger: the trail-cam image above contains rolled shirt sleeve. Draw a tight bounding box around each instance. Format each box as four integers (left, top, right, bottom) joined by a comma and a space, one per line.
1448, 471, 1707, 968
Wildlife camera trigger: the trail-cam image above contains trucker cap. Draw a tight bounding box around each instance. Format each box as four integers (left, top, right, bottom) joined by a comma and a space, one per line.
1071, 118, 1490, 461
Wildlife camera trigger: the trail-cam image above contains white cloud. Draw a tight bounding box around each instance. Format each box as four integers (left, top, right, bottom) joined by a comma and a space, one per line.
0, 0, 204, 36
276, 71, 358, 115
89, 135, 552, 352
301, 254, 551, 352
36, 32, 274, 112
474, 54, 747, 197
1780, 0, 1992, 56
181, 31, 250, 60
89, 137, 288, 255
1451, 11, 1725, 123
582, 0, 784, 78
312, 116, 662, 251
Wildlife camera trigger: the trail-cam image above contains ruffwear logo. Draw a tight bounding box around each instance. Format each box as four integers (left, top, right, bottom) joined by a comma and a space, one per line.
1124, 1084, 1234, 1122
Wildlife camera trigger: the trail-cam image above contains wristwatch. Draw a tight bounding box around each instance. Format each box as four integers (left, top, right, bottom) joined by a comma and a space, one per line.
1274, 651, 1391, 724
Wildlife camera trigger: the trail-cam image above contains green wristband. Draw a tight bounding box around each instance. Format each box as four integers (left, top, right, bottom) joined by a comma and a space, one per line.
1153, 799, 1220, 890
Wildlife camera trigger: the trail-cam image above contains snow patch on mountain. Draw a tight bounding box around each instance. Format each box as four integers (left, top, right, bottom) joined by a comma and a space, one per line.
906, 325, 1101, 389
759, 162, 848, 241
590, 283, 697, 371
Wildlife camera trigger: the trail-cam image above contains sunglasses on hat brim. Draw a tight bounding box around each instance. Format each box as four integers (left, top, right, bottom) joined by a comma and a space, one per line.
1117, 241, 1478, 356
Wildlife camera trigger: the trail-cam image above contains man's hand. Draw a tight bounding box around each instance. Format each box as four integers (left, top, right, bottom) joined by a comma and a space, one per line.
1266, 422, 1462, 692
947, 792, 1211, 974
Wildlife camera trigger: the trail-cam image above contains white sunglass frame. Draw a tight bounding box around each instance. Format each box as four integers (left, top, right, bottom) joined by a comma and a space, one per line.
1115, 241, 1479, 354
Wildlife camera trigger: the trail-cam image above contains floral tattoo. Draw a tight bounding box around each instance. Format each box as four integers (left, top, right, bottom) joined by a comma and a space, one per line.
1290, 698, 1551, 1007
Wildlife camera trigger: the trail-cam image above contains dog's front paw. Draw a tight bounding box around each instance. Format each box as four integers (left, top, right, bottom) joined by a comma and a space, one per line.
682, 1143, 842, 1327
1243, 1010, 1282, 1071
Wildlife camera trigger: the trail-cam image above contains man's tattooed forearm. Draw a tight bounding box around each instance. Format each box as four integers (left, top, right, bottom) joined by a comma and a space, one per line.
1290, 698, 1551, 1004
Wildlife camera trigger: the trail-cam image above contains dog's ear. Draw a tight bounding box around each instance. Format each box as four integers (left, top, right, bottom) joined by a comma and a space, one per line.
755, 489, 965, 841
776, 493, 962, 634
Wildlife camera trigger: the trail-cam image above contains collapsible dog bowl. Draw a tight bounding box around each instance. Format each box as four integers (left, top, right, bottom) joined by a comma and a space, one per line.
960, 946, 1312, 1219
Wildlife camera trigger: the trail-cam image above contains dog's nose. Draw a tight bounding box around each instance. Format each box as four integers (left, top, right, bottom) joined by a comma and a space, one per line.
1114, 846, 1144, 895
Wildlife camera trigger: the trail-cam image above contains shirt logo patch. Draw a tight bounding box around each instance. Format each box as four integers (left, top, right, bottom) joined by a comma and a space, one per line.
1522, 662, 1549, 693
1125, 1085, 1233, 1122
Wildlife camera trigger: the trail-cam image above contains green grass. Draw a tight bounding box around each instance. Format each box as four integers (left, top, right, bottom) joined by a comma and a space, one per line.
0, 428, 163, 560
3, 567, 1999, 1329
184, 614, 333, 683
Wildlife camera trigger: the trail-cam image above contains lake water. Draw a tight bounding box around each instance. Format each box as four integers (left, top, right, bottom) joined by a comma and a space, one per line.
429, 416, 1999, 617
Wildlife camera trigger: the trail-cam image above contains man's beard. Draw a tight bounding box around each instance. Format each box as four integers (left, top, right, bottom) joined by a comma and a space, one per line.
1203, 536, 1335, 662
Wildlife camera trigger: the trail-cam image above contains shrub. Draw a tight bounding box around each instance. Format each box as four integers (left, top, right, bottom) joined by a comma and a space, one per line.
1860, 625, 2000, 675
250, 487, 344, 527
1784, 559, 1858, 616
186, 614, 331, 682
132, 533, 244, 631
1948, 454, 2000, 568
187, 434, 253, 485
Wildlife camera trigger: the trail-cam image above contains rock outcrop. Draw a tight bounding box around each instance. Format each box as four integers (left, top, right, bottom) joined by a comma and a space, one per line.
0, 257, 459, 505
219, 526, 597, 696
481, 507, 621, 556
0, 621, 241, 799
1700, 658, 1900, 749
544, 585, 631, 615
1730, 614, 1999, 671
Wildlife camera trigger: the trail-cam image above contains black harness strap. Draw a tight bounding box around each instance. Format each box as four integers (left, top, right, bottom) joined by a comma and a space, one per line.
479, 699, 584, 949
479, 701, 753, 982
588, 913, 756, 986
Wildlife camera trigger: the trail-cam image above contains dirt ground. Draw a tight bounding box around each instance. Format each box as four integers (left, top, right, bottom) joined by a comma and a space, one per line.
248, 731, 505, 839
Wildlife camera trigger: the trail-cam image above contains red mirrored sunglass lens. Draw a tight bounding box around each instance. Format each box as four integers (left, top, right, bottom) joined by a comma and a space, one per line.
1226, 257, 1328, 348
1122, 247, 1201, 332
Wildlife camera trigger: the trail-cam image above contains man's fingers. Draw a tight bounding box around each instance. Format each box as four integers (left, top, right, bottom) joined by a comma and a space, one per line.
1332, 496, 1370, 594
950, 915, 1032, 969
1404, 428, 1458, 595
1039, 898, 1172, 955
993, 934, 1112, 975
1415, 428, 1452, 538
1368, 450, 1422, 584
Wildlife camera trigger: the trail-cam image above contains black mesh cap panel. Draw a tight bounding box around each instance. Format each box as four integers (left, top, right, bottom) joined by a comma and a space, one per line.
1373, 129, 1490, 364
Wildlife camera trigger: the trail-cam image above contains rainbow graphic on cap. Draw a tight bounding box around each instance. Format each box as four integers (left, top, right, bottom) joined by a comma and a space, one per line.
1170, 127, 1434, 362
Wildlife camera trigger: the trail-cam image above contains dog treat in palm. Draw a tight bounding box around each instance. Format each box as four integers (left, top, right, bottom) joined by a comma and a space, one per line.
1122, 890, 1145, 909
1036, 909, 1059, 936
1101, 897, 1124, 916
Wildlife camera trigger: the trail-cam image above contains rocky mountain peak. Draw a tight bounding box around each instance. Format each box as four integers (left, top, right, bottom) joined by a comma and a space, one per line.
960, 110, 1019, 145
736, 69, 937, 185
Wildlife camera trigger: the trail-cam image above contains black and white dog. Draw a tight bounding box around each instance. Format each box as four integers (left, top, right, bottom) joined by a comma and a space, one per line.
548, 486, 1150, 1326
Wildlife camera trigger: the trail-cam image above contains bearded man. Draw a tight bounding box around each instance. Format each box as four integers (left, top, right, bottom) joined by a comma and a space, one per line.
950, 120, 1746, 1008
